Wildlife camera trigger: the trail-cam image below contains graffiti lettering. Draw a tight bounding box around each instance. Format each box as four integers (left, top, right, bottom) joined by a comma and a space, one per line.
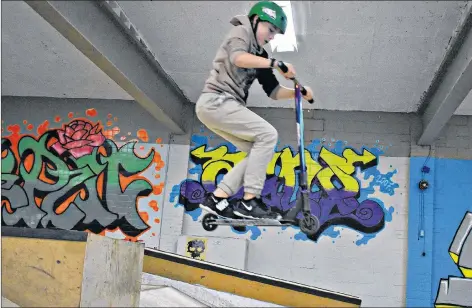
177, 141, 387, 241
1, 117, 157, 238
435, 211, 472, 307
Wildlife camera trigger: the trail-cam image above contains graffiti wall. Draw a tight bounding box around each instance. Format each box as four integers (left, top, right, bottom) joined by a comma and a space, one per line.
170, 124, 409, 306
407, 157, 472, 307
172, 126, 400, 243
1, 108, 168, 248
435, 211, 472, 307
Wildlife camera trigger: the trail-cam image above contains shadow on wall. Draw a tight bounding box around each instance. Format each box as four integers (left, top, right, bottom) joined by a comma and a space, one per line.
1, 108, 166, 245
435, 211, 472, 307
170, 129, 399, 244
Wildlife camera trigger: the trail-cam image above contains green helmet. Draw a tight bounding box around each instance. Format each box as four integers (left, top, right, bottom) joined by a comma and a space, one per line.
248, 1, 287, 34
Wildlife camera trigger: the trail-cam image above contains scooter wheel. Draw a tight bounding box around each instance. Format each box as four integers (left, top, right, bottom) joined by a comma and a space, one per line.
202, 213, 218, 232
300, 215, 320, 236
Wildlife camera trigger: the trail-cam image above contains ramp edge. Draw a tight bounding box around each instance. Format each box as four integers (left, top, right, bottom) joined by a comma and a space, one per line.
1, 226, 88, 242
144, 248, 362, 306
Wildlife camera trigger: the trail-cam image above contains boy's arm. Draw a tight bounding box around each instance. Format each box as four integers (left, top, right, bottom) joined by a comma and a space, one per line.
232, 52, 273, 68
226, 27, 298, 100
255, 50, 293, 100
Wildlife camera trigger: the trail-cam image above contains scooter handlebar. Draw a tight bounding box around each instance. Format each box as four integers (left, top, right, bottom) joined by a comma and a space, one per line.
277, 61, 314, 104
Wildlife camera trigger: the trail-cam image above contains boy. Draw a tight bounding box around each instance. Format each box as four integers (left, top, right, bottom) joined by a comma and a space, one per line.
195, 1, 314, 220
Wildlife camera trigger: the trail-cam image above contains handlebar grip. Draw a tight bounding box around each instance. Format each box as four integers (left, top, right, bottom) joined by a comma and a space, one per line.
277, 61, 314, 103
300, 86, 314, 104
277, 61, 289, 73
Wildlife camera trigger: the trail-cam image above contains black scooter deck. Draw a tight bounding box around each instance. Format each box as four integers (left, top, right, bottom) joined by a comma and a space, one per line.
210, 217, 295, 227
201, 212, 295, 230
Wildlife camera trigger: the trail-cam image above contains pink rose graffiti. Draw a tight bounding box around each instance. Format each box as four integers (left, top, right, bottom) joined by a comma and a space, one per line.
52, 119, 105, 159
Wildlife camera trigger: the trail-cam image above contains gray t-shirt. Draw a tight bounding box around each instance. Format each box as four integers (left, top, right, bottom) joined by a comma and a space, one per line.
202, 15, 281, 105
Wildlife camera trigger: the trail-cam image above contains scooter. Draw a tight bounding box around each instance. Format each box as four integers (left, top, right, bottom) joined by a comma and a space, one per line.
200, 63, 320, 237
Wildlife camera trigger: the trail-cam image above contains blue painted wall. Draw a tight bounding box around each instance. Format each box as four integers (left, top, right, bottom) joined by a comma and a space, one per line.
407, 157, 472, 307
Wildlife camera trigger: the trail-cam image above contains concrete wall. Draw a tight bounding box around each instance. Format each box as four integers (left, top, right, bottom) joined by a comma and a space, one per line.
2, 96, 472, 307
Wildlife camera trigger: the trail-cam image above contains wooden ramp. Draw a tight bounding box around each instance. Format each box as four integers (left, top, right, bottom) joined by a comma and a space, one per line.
143, 248, 362, 307
1, 227, 143, 307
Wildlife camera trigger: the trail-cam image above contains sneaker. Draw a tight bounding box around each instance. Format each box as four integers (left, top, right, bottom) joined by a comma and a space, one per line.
199, 192, 236, 218
233, 197, 282, 220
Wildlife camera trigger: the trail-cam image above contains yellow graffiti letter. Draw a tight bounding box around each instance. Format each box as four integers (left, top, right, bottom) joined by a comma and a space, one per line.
190, 145, 246, 183
317, 148, 377, 193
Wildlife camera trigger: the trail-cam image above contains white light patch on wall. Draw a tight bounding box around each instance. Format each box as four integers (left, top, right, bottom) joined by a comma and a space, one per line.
270, 1, 297, 52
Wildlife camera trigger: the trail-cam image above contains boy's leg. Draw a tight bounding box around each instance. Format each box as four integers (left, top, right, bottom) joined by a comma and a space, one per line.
195, 93, 280, 220
196, 127, 252, 218
209, 127, 252, 197
195, 93, 251, 216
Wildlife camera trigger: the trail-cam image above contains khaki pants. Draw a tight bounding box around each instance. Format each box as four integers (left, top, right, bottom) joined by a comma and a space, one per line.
195, 92, 278, 197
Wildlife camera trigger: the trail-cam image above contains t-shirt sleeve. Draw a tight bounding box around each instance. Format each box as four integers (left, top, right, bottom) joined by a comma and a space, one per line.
227, 26, 251, 64
256, 50, 280, 99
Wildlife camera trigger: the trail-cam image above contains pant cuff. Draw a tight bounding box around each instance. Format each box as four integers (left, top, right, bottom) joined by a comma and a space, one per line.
243, 187, 262, 197
217, 182, 234, 196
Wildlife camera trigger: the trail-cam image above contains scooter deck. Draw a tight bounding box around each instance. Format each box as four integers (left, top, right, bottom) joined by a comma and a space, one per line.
206, 216, 295, 227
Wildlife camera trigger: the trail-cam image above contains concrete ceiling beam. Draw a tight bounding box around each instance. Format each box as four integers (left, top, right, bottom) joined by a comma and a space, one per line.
25, 0, 191, 134
417, 6, 472, 145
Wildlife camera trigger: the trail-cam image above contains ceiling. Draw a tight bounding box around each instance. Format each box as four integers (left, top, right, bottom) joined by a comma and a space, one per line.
1, 0, 472, 115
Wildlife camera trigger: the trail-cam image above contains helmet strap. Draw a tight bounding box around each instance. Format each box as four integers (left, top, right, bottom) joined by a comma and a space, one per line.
251, 17, 260, 37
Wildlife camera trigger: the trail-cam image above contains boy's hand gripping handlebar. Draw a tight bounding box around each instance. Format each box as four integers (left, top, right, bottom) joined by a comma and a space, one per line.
277, 62, 314, 104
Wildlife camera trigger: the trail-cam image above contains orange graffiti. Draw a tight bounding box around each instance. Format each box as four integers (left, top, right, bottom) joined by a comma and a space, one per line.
23, 154, 34, 173
34, 196, 43, 207
96, 172, 104, 200
6, 124, 22, 155
106, 121, 112, 127
23, 120, 27, 125
2, 200, 13, 214
156, 138, 162, 144
86, 108, 98, 117
149, 200, 159, 212
155, 174, 160, 179
103, 127, 120, 140
26, 124, 33, 131
55, 116, 61, 123
137, 129, 149, 142
37, 120, 49, 135
39, 162, 56, 185
139, 211, 149, 223
154, 218, 160, 224
153, 182, 165, 195
153, 152, 165, 171
55, 189, 86, 215
68, 112, 74, 118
